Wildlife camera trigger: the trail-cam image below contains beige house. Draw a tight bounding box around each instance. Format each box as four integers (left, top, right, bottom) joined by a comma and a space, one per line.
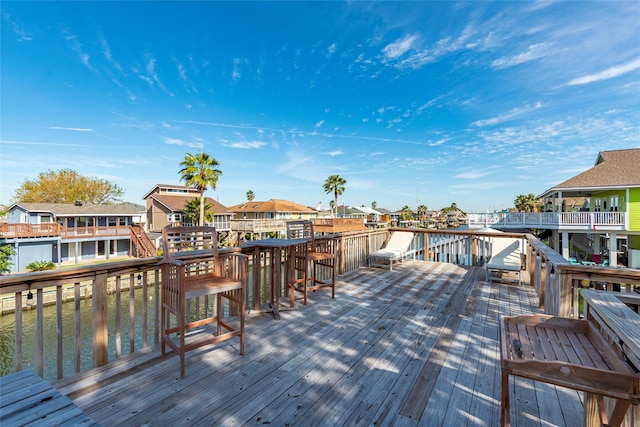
143, 184, 232, 232
228, 199, 318, 220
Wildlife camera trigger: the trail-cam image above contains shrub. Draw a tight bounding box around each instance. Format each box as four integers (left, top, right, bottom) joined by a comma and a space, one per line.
26, 261, 55, 272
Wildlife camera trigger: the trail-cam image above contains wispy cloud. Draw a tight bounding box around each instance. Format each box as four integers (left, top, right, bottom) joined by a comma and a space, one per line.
163, 137, 185, 145
315, 120, 325, 128
3, 13, 32, 41
323, 150, 343, 156
565, 57, 640, 86
222, 140, 266, 149
382, 35, 418, 60
491, 43, 550, 69
472, 102, 543, 127
49, 126, 94, 132
61, 26, 92, 71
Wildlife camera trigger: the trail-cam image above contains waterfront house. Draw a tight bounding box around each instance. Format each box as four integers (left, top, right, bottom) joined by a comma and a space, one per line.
539, 148, 640, 267
468, 148, 640, 268
1, 202, 146, 273
226, 199, 319, 240
143, 184, 232, 233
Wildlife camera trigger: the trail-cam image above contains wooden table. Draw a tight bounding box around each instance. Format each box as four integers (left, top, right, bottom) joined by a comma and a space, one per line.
242, 238, 308, 320
0, 370, 98, 426
500, 314, 639, 427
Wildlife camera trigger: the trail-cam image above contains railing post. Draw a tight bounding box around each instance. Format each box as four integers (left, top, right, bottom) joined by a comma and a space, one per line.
93, 272, 109, 367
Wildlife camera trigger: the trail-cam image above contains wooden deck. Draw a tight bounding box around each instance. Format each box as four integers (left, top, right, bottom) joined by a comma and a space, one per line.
53, 260, 585, 426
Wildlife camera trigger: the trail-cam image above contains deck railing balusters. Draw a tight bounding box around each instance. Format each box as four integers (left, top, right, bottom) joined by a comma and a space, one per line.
1, 230, 638, 382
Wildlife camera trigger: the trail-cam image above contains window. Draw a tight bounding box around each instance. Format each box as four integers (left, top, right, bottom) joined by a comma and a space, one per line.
167, 213, 183, 223
20, 213, 28, 223
108, 217, 117, 226
610, 196, 618, 212
39, 215, 52, 223
119, 217, 127, 226
593, 199, 601, 212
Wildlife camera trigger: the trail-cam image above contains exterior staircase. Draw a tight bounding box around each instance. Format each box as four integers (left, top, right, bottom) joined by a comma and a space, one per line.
129, 224, 156, 258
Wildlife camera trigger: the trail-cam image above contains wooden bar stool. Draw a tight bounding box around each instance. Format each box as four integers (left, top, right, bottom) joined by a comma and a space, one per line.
286, 220, 336, 306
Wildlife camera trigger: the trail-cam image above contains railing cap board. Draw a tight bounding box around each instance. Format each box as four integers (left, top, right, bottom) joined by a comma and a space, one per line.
582, 289, 640, 372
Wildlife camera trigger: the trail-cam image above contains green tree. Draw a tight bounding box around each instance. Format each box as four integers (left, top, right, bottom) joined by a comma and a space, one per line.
179, 152, 221, 226
183, 198, 213, 225
514, 194, 540, 212
400, 205, 414, 221
417, 204, 428, 222
0, 244, 16, 273
323, 174, 346, 217
13, 169, 123, 204
246, 190, 255, 201
371, 201, 377, 209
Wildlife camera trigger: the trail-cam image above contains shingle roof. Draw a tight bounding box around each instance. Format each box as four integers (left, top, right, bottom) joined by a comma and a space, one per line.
150, 195, 231, 214
10, 203, 145, 216
545, 149, 640, 195
228, 199, 316, 213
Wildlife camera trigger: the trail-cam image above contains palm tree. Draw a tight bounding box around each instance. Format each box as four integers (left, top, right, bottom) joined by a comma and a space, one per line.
179, 152, 221, 226
514, 194, 540, 212
417, 204, 428, 222
400, 205, 414, 221
371, 201, 377, 209
184, 198, 213, 225
246, 190, 255, 201
323, 174, 346, 217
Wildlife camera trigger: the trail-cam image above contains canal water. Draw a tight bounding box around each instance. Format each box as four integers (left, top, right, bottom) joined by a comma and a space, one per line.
0, 288, 156, 382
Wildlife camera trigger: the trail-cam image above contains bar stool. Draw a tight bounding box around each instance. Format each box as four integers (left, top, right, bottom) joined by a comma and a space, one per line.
286, 220, 336, 305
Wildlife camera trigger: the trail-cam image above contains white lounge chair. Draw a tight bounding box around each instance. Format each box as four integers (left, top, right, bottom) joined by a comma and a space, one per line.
485, 233, 522, 285
368, 231, 414, 271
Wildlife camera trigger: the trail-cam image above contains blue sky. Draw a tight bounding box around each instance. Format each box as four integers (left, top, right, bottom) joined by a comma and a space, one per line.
1, 1, 639, 213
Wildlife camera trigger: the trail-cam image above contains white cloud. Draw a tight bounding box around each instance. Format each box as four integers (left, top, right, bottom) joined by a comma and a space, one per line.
382, 35, 418, 60
163, 137, 185, 145
315, 120, 325, 128
323, 150, 343, 157
472, 102, 543, 127
327, 43, 337, 58
491, 43, 549, 69
222, 140, 266, 149
565, 57, 640, 86
49, 126, 94, 132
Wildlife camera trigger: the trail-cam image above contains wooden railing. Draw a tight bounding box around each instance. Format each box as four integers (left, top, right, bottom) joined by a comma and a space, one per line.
230, 219, 288, 233
1, 228, 638, 391
129, 224, 156, 258
468, 211, 627, 230
0, 223, 61, 238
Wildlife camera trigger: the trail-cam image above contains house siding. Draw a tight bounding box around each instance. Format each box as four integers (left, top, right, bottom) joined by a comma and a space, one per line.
590, 190, 626, 212
629, 188, 640, 232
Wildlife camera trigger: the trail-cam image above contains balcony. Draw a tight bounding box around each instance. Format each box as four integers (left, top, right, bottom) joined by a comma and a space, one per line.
468, 211, 628, 231
0, 223, 134, 240
1, 229, 638, 425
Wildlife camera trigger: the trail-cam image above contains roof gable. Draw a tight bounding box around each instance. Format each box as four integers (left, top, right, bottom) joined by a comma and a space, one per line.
149, 194, 231, 214
552, 148, 640, 190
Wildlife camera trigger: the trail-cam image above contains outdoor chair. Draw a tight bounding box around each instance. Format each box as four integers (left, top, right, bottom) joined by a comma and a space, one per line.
368, 231, 414, 271
286, 220, 336, 306
159, 226, 247, 378
485, 232, 522, 285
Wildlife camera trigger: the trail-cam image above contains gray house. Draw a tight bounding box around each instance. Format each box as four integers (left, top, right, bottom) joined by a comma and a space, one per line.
1, 202, 146, 273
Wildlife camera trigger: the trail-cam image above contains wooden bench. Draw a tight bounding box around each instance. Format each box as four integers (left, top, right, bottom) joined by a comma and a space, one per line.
0, 370, 98, 426
500, 314, 639, 426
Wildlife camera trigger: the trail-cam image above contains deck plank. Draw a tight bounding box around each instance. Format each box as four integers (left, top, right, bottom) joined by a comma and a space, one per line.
46, 260, 588, 427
